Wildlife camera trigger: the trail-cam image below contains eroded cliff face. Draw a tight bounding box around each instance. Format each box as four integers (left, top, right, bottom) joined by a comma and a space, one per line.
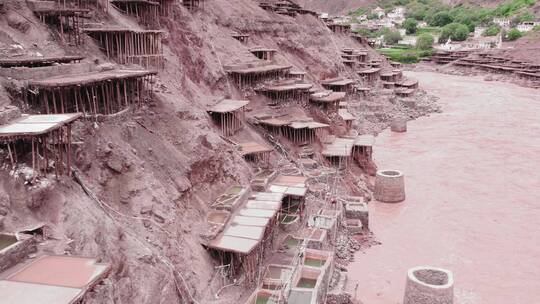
0, 0, 436, 303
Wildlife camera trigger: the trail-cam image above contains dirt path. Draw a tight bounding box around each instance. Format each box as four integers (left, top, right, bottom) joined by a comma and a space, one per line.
349, 71, 540, 304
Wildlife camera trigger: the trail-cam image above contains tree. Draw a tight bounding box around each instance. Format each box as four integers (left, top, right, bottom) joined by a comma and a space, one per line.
506, 28, 523, 41
439, 23, 470, 43
403, 18, 418, 34
416, 33, 434, 50
384, 30, 402, 45
429, 11, 454, 27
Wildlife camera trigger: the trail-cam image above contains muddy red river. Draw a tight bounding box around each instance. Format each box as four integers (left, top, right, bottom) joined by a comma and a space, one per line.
350, 71, 540, 304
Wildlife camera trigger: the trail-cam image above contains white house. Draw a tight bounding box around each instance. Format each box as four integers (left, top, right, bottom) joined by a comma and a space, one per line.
517, 21, 540, 32
493, 17, 510, 29
463, 35, 502, 50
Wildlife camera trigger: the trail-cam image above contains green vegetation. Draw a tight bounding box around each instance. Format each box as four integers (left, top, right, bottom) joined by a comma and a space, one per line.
377, 0, 413, 10
348, 7, 368, 17
513, 11, 535, 24
483, 25, 501, 36
350, 0, 536, 47
354, 28, 375, 38
378, 45, 434, 64
376, 0, 536, 20
384, 30, 402, 45
403, 18, 418, 34
391, 0, 536, 33
493, 0, 536, 17
439, 23, 470, 43
416, 26, 441, 35
506, 28, 523, 40
429, 11, 454, 27
416, 33, 434, 50
354, 27, 404, 40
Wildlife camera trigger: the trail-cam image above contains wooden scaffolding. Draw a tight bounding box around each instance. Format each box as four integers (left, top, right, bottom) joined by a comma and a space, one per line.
0, 55, 84, 68
54, 0, 108, 11
232, 32, 250, 44
321, 78, 355, 94
358, 68, 381, 85
23, 69, 157, 116
250, 47, 277, 61
256, 81, 313, 105
352, 135, 375, 171
0, 113, 82, 179
31, 6, 90, 45
257, 116, 329, 145
239, 142, 273, 164
327, 23, 351, 34
84, 28, 164, 69
111, 0, 160, 28
226, 63, 292, 89
207, 99, 249, 136
157, 0, 174, 16
182, 0, 203, 11
310, 91, 347, 113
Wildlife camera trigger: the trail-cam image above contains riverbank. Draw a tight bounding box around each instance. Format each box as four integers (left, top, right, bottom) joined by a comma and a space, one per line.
350, 71, 540, 304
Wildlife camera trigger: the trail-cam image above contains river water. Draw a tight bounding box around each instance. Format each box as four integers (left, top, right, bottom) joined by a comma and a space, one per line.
350, 71, 540, 304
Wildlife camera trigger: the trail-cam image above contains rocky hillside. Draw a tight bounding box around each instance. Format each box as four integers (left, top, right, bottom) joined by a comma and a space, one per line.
0, 0, 426, 303
0, 0, 450, 301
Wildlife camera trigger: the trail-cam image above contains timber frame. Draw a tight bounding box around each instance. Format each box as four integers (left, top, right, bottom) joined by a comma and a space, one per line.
0, 113, 82, 180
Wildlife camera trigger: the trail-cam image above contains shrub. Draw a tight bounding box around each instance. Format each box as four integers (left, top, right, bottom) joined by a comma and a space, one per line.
354, 28, 375, 38
494, 0, 535, 17
429, 11, 454, 27
397, 52, 420, 63
452, 24, 470, 40
506, 28, 523, 41
512, 12, 534, 25
416, 33, 434, 50
403, 18, 418, 34
418, 49, 435, 57
483, 25, 501, 36
384, 30, 402, 45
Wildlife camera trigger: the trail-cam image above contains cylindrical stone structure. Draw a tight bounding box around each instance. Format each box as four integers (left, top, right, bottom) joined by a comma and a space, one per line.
373, 169, 405, 203
403, 266, 454, 304
391, 117, 407, 132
